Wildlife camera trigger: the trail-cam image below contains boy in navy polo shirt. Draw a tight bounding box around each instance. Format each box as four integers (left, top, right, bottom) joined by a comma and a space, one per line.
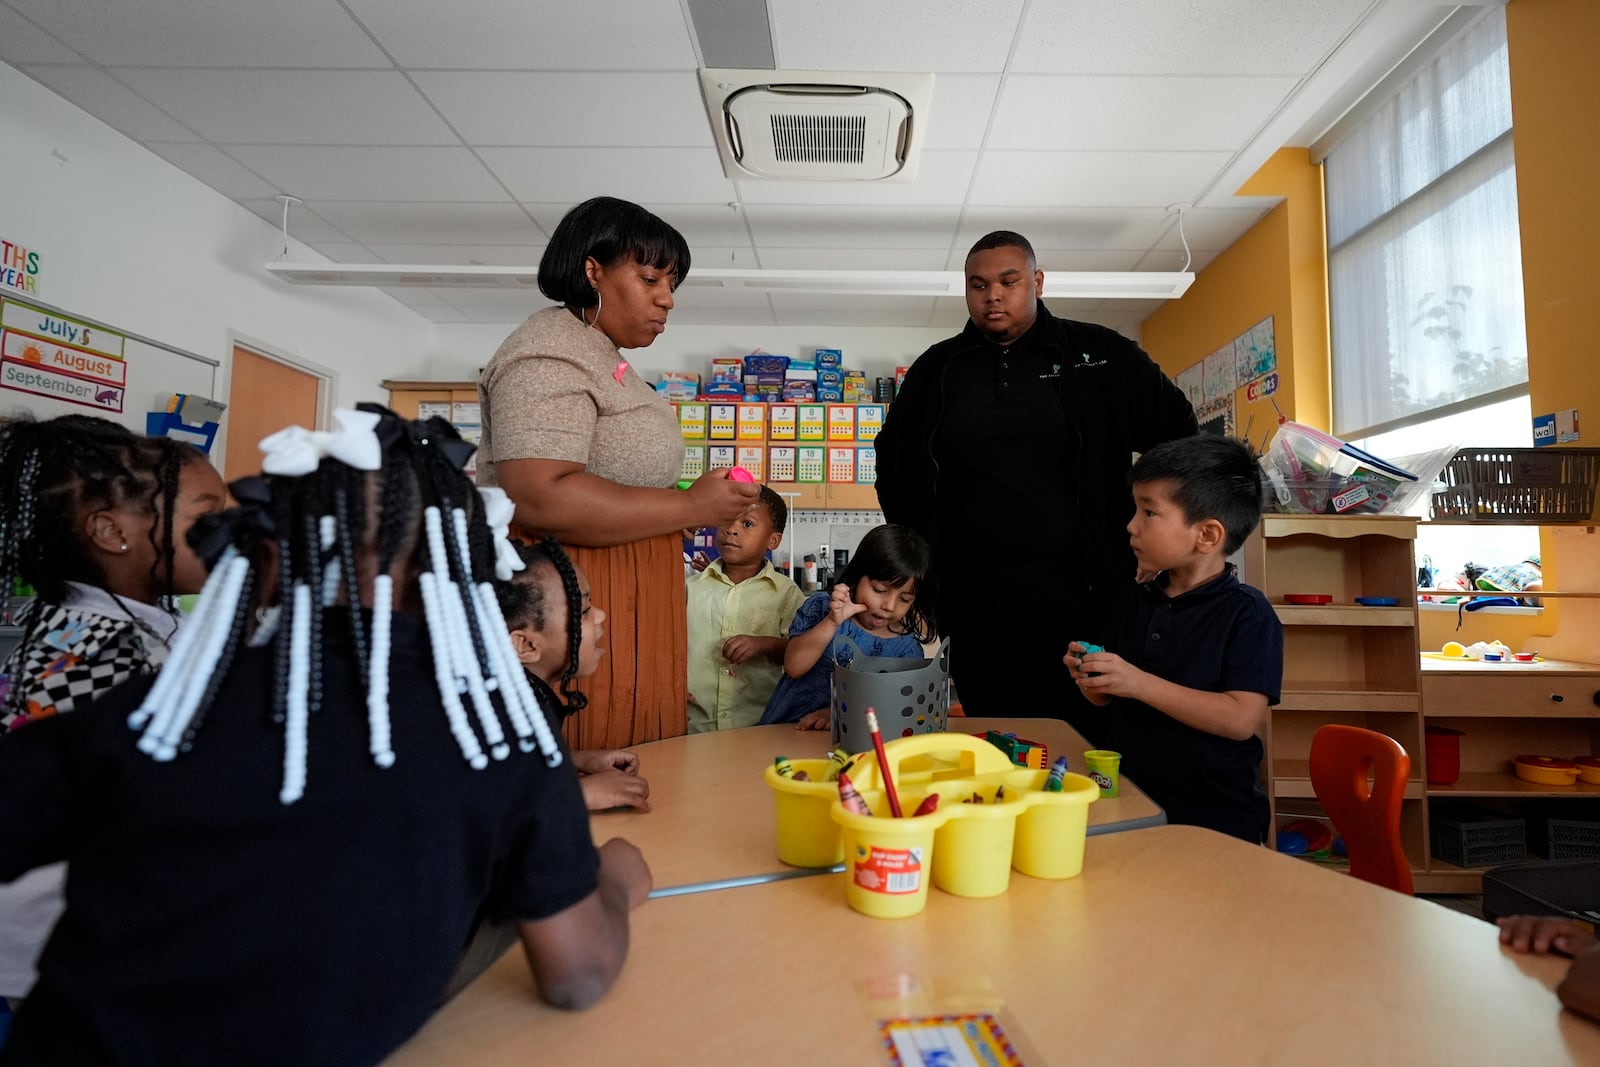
1065, 434, 1282, 843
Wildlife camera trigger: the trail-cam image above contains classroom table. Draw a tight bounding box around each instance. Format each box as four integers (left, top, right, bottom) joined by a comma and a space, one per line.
388, 824, 1600, 1065
592, 718, 1164, 893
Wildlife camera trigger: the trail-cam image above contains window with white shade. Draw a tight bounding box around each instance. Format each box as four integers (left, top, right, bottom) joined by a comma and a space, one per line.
1325, 8, 1527, 442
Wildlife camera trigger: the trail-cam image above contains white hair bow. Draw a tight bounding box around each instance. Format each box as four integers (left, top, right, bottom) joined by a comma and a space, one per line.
477, 485, 525, 581
259, 409, 384, 476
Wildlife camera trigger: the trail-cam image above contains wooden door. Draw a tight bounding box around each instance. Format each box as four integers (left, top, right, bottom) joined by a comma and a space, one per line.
224, 346, 322, 483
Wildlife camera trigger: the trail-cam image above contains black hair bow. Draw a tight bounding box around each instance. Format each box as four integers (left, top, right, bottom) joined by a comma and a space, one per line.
188, 476, 277, 568
357, 402, 477, 472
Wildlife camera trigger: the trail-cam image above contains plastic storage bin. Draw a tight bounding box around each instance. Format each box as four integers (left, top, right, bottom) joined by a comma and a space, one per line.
1432, 808, 1527, 867
1533, 817, 1600, 861
1431, 447, 1600, 522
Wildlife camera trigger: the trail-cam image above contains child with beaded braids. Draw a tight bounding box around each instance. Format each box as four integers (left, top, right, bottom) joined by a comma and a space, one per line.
0, 406, 651, 1065
0, 413, 224, 1006
498, 538, 651, 812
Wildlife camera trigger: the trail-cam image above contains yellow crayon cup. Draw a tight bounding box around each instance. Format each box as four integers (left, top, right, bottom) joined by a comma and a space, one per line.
831, 792, 941, 918
923, 782, 1022, 898
765, 758, 846, 868
1011, 767, 1099, 880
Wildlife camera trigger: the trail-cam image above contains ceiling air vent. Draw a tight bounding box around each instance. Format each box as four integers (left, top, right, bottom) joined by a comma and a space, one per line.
700, 69, 931, 182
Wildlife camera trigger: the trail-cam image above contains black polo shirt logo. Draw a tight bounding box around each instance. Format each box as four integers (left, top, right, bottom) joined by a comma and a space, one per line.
1074, 352, 1107, 369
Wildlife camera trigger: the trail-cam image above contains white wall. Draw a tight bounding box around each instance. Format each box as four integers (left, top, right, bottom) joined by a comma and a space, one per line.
424, 320, 971, 383
0, 62, 434, 442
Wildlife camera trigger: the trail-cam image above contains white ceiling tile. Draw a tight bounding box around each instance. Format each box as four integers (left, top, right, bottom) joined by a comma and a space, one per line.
143, 142, 280, 198
760, 248, 948, 271
771, 298, 938, 327
968, 150, 1231, 207
1134, 247, 1222, 274
238, 200, 351, 243
989, 75, 1301, 152
412, 72, 712, 147
23, 66, 197, 141
682, 246, 763, 269
943, 247, 1145, 270
744, 205, 960, 249
223, 147, 510, 202
308, 242, 385, 264
1160, 205, 1272, 248
1013, 0, 1372, 76
922, 74, 1001, 151
955, 207, 1170, 251
345, 0, 697, 70
305, 201, 542, 245
732, 151, 977, 206
771, 0, 1024, 73
523, 204, 753, 249
7, 0, 390, 67
365, 244, 544, 266
0, 9, 84, 65
478, 147, 735, 204
114, 70, 457, 145
1042, 298, 1108, 316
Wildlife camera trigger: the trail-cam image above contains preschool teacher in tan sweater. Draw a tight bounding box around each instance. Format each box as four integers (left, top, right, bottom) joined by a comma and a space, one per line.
476, 197, 757, 749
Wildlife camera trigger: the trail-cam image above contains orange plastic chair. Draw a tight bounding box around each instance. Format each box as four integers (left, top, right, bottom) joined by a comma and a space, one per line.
1308, 725, 1414, 895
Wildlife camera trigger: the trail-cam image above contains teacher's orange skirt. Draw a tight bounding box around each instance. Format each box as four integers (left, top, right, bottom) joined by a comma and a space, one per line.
559, 531, 687, 750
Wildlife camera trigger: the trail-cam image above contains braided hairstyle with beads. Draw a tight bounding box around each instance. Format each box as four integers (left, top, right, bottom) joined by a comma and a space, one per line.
130, 404, 563, 804
495, 538, 589, 716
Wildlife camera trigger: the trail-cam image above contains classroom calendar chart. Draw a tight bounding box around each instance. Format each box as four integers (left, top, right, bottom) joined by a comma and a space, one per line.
0, 297, 215, 427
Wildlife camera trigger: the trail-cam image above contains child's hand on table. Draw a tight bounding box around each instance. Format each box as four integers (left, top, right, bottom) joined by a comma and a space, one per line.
1499, 915, 1599, 957
574, 748, 641, 776
795, 708, 830, 731
581, 769, 651, 812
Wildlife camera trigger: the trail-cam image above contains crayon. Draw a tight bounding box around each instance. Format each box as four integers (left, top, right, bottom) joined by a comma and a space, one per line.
837, 771, 871, 816
1043, 755, 1069, 792
994, 785, 1005, 801
826, 747, 850, 781
912, 794, 939, 817
792, 770, 810, 782
774, 756, 795, 778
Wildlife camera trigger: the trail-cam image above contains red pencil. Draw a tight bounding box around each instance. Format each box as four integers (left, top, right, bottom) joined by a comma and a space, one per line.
865, 708, 902, 817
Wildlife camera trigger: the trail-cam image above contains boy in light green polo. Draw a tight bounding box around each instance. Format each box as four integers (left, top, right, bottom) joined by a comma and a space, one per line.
687, 486, 805, 732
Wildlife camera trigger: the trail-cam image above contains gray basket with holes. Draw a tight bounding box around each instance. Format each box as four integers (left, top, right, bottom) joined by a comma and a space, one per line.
830, 640, 949, 754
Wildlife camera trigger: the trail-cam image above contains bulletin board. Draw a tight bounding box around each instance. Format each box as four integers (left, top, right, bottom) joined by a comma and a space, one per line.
0, 295, 218, 432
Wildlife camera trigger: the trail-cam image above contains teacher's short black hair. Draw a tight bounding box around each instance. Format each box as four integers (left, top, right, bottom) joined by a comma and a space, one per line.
538, 197, 692, 307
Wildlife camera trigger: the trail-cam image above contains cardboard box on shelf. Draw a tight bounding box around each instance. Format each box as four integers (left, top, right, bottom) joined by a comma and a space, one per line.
814, 348, 843, 368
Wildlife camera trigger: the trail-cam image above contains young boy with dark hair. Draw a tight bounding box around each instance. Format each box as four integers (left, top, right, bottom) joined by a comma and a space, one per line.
687, 486, 805, 732
1065, 434, 1282, 843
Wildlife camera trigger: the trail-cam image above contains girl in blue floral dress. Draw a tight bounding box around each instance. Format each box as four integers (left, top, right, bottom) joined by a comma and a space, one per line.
759, 525, 937, 729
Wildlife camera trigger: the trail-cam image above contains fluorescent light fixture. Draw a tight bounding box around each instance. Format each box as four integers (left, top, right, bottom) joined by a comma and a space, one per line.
264, 262, 1193, 301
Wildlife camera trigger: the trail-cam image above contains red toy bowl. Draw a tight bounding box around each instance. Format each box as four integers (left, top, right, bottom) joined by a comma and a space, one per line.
1283, 594, 1333, 605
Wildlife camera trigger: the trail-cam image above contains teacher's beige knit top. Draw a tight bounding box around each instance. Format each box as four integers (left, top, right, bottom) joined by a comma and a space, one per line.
475, 306, 684, 490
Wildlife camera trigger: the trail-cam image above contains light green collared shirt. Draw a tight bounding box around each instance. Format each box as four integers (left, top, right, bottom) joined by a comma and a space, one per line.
686, 559, 805, 732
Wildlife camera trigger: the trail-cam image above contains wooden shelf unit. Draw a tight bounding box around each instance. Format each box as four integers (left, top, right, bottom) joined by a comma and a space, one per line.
1243, 514, 1430, 875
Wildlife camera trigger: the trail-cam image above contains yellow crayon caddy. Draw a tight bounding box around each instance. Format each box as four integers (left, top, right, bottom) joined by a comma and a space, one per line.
765, 733, 1098, 918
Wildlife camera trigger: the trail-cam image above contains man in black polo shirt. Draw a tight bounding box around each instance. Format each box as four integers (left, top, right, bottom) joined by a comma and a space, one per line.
876, 231, 1197, 737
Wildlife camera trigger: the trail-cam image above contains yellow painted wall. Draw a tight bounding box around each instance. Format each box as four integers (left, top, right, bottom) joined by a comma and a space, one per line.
1142, 148, 1329, 442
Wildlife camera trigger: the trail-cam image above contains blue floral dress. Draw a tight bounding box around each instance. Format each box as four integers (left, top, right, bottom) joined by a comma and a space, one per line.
758, 591, 926, 725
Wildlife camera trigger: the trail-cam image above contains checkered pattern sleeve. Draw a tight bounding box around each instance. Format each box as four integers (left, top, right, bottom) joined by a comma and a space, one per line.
1, 606, 155, 731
